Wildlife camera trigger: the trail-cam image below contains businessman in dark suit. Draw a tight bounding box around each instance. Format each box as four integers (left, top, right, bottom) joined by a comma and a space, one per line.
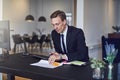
48, 10, 89, 64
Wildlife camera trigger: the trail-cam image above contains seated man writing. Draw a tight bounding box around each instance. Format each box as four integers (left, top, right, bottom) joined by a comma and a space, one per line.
48, 10, 89, 64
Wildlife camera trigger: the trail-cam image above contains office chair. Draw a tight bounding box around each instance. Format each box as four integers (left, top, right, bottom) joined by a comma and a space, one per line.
37, 34, 46, 52
101, 36, 120, 63
12, 34, 24, 53
28, 34, 38, 52
44, 34, 53, 49
22, 34, 31, 52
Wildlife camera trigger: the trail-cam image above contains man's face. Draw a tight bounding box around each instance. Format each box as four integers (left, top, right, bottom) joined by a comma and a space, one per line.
51, 16, 66, 33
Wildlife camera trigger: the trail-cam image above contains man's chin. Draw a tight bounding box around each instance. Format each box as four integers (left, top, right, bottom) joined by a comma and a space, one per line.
56, 31, 60, 33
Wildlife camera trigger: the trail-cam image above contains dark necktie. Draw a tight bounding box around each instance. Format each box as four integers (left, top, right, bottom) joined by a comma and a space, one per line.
61, 34, 67, 54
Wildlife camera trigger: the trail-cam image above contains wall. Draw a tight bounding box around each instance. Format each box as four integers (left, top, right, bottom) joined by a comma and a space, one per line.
0, 0, 4, 79
0, 0, 2, 20
3, 0, 37, 34
107, 0, 116, 33
76, 0, 84, 29
36, 0, 74, 34
84, 0, 108, 47
116, 0, 120, 25
76, 0, 116, 59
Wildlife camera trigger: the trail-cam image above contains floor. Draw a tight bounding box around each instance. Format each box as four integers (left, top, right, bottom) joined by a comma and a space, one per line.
2, 74, 31, 80
14, 44, 54, 56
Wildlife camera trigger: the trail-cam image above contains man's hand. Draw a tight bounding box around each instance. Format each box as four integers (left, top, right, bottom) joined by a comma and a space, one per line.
48, 52, 61, 64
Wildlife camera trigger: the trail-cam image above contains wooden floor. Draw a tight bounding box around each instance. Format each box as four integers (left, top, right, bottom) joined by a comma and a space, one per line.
2, 74, 31, 80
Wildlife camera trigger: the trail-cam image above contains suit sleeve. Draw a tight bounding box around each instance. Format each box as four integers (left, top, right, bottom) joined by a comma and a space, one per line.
67, 29, 89, 62
51, 30, 62, 53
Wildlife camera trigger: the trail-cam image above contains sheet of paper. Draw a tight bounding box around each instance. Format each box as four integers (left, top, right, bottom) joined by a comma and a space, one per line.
30, 60, 63, 68
63, 61, 86, 66
69, 61, 86, 66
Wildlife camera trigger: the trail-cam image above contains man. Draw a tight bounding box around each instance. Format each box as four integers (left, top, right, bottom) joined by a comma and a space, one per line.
48, 10, 89, 64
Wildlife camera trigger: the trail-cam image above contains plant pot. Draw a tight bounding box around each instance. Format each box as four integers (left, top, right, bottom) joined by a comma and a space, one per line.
92, 68, 104, 79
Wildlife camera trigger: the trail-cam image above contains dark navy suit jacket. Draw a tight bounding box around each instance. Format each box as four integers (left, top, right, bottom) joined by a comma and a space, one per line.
51, 26, 89, 62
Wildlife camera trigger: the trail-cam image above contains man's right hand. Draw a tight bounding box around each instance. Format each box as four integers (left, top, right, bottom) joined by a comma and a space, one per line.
48, 52, 61, 64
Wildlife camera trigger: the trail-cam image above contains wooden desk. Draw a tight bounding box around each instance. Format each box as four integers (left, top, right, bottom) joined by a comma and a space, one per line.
108, 33, 120, 38
0, 53, 119, 80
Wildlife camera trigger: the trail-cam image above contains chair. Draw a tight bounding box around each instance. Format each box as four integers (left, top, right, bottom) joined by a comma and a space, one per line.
37, 34, 46, 52
28, 34, 38, 52
23, 34, 30, 43
101, 36, 120, 63
44, 34, 53, 49
22, 34, 31, 52
12, 34, 24, 53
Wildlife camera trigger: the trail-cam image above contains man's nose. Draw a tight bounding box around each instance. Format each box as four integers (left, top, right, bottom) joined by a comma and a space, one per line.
54, 26, 57, 29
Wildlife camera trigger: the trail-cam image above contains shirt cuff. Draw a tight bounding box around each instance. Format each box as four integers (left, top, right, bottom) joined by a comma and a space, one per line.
60, 54, 68, 60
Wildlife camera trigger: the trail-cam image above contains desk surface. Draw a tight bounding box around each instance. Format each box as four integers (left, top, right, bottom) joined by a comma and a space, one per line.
0, 53, 119, 80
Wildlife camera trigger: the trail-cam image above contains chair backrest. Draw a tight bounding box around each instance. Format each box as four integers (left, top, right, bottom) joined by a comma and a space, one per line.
101, 36, 120, 63
85, 46, 89, 62
38, 35, 46, 43
31, 35, 38, 42
23, 34, 30, 42
45, 34, 51, 42
12, 34, 23, 44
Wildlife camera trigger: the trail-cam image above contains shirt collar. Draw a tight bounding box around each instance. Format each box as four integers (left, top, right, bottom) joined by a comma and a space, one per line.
61, 25, 68, 35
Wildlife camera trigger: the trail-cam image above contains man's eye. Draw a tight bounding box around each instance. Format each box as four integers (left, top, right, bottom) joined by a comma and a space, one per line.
56, 23, 59, 26
52, 23, 59, 26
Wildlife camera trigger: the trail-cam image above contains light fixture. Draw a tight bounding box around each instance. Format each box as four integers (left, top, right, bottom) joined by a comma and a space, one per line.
38, 0, 46, 22
25, 0, 34, 22
25, 15, 34, 22
38, 16, 46, 22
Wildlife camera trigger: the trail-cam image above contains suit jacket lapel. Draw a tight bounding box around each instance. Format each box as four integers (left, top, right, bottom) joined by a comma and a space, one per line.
66, 26, 72, 50
59, 34, 62, 49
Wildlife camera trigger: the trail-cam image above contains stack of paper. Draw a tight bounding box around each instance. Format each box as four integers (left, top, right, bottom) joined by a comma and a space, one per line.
30, 60, 63, 68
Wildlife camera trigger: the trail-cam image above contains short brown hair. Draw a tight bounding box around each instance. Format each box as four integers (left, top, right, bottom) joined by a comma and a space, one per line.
50, 10, 66, 21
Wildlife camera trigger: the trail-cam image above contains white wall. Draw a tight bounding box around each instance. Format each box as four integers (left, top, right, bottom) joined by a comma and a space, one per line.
107, 0, 116, 33
3, 0, 37, 34
84, 0, 108, 47
76, 0, 84, 29
84, 0, 105, 58
0, 0, 2, 20
83, 0, 116, 47
0, 0, 4, 79
36, 0, 74, 34
76, 0, 116, 59
116, 0, 120, 25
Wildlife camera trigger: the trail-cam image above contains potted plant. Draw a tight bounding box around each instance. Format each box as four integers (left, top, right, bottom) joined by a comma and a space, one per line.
104, 42, 118, 80
90, 58, 105, 69
104, 42, 118, 64
90, 58, 106, 79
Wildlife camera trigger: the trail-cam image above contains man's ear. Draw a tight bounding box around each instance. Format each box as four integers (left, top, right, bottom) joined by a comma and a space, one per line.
63, 20, 67, 25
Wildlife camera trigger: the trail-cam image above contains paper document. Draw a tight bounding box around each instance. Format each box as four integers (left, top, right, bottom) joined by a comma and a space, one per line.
68, 61, 86, 66
30, 60, 63, 68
